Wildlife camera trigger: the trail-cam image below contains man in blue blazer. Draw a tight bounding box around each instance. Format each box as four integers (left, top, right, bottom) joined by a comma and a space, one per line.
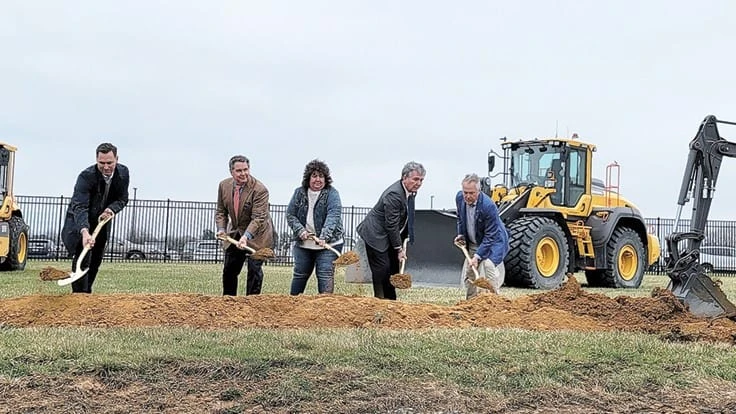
454, 173, 509, 298
61, 143, 130, 293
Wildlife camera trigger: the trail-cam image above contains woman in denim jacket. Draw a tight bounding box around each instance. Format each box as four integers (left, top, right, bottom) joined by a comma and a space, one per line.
286, 160, 344, 294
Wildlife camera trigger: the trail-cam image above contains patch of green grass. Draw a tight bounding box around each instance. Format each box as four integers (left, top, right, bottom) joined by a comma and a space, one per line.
5, 260, 736, 405
0, 327, 734, 396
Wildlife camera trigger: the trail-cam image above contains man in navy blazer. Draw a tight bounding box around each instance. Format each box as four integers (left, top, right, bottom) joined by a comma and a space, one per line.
357, 161, 425, 300
61, 143, 130, 293
454, 173, 509, 298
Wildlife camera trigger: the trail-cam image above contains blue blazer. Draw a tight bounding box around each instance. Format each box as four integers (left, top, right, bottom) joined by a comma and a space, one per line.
455, 191, 509, 265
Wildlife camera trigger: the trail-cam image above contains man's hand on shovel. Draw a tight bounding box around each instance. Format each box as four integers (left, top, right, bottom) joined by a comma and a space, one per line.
216, 232, 256, 254
58, 214, 114, 287
453, 239, 495, 292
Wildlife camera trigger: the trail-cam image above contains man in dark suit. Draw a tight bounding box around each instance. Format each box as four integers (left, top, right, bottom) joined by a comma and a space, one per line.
357, 161, 426, 300
61, 143, 130, 293
215, 155, 274, 296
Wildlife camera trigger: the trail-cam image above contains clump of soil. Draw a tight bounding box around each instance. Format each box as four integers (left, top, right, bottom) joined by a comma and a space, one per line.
251, 247, 275, 261
2, 276, 736, 344
38, 267, 70, 281
471, 277, 495, 292
333, 250, 360, 266
390, 273, 412, 289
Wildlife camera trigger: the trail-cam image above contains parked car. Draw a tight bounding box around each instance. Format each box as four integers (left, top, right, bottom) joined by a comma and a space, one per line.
28, 238, 65, 259
180, 240, 223, 262
143, 241, 180, 261
104, 237, 148, 260
699, 246, 736, 273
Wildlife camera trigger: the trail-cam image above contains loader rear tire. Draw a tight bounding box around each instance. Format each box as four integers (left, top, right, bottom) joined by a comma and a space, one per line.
505, 216, 569, 289
594, 227, 645, 288
1, 216, 29, 271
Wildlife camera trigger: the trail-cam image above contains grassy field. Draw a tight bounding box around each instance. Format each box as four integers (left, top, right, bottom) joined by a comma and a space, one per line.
10, 259, 721, 302
1, 261, 735, 413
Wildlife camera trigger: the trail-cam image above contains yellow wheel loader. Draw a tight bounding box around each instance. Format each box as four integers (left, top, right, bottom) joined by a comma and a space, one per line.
407, 135, 660, 290
0, 143, 29, 271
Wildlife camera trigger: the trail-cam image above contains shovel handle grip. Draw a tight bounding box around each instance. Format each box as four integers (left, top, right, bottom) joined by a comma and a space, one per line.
217, 234, 256, 253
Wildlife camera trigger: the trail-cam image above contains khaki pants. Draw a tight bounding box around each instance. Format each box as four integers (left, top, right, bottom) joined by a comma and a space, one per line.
462, 244, 505, 299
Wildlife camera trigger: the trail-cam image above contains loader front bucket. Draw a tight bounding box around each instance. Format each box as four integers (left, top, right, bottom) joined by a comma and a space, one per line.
668, 272, 736, 319
404, 209, 465, 286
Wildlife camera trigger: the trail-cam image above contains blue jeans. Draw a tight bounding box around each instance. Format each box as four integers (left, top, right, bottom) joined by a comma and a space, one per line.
290, 243, 341, 294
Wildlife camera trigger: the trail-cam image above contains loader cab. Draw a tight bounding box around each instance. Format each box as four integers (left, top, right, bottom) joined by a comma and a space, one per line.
503, 139, 593, 208
0, 144, 14, 203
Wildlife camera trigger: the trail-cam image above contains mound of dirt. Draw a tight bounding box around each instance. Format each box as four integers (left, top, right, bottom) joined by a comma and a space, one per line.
1, 277, 735, 344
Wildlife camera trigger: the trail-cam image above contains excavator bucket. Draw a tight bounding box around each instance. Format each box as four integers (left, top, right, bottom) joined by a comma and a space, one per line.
668, 272, 736, 319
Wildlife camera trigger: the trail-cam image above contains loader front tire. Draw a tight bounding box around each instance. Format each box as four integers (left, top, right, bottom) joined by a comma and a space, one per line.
1, 216, 29, 271
505, 216, 569, 289
594, 227, 645, 288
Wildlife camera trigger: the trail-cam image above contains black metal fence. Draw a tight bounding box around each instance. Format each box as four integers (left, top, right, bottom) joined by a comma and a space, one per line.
20, 195, 371, 266
20, 195, 736, 274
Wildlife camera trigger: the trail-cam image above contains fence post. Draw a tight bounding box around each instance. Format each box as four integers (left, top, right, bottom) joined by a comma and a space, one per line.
350, 205, 355, 250
55, 195, 65, 260
164, 199, 171, 262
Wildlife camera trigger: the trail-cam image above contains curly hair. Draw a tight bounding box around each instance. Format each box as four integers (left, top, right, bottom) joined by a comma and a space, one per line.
301, 159, 332, 189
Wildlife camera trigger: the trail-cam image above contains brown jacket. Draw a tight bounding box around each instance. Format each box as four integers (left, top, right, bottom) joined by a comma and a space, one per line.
215, 176, 274, 251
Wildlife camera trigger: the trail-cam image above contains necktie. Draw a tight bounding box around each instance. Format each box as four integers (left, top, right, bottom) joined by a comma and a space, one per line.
101, 176, 112, 207
407, 194, 415, 244
233, 185, 242, 219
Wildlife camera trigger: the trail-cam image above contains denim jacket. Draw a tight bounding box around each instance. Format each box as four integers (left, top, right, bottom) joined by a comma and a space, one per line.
286, 186, 344, 243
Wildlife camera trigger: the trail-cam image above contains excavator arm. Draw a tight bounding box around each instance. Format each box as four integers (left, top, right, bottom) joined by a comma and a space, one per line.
665, 115, 736, 319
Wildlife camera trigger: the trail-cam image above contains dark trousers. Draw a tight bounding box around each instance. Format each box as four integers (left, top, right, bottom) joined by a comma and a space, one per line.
222, 244, 264, 296
365, 243, 399, 300
71, 231, 108, 294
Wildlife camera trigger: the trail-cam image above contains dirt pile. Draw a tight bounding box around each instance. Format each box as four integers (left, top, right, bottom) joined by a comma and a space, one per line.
1, 277, 735, 344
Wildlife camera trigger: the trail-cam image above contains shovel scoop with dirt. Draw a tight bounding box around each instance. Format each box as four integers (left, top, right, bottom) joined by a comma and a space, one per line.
389, 239, 412, 289
307, 235, 359, 266
453, 240, 496, 294
216, 233, 275, 261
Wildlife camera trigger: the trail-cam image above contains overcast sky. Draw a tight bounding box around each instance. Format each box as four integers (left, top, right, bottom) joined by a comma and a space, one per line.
3, 1, 736, 219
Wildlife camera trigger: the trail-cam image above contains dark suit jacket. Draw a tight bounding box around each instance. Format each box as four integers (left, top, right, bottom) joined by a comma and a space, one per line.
215, 175, 274, 251
61, 164, 130, 253
357, 180, 409, 252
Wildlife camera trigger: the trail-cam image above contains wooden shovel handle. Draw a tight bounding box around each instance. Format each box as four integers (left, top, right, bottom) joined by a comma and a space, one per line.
399, 238, 409, 273
453, 241, 481, 279
77, 215, 113, 269
217, 233, 256, 253
309, 235, 342, 256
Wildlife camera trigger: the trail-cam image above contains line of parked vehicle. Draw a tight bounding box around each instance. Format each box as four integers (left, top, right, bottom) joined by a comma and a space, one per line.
28, 238, 226, 262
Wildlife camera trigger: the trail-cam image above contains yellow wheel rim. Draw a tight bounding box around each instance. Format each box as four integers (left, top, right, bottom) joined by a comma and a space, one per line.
617, 244, 638, 281
536, 236, 560, 277
18, 232, 27, 263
